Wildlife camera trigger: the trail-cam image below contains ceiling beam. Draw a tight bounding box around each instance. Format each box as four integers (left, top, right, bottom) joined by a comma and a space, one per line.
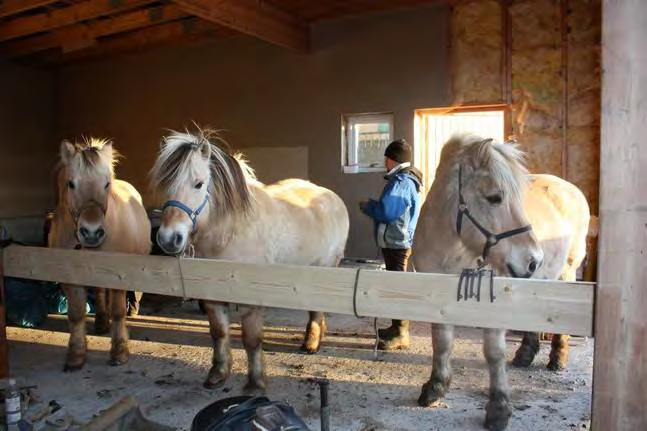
172, 0, 309, 53
0, 0, 59, 19
0, 4, 187, 57
40, 18, 221, 65
0, 0, 159, 43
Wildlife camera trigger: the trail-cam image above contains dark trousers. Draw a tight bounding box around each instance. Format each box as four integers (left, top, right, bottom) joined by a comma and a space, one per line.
381, 248, 411, 329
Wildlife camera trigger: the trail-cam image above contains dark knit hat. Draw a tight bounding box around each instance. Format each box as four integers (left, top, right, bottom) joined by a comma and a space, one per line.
384, 139, 412, 163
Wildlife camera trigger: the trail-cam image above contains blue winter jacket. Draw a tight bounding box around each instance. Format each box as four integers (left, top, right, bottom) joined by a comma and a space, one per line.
362, 165, 423, 249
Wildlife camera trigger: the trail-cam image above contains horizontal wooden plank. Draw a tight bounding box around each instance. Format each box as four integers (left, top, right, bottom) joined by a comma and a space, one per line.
0, 0, 157, 43
3, 245, 183, 297
2, 245, 595, 335
1, 4, 187, 57
172, 0, 309, 52
0, 0, 59, 19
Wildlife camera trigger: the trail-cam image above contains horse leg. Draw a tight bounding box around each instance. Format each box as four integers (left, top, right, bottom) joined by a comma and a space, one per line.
511, 331, 540, 368
241, 306, 266, 394
483, 328, 512, 431
93, 287, 111, 335
547, 334, 570, 371
203, 301, 232, 389
301, 311, 326, 354
63, 284, 88, 372
418, 323, 454, 406
109, 289, 129, 366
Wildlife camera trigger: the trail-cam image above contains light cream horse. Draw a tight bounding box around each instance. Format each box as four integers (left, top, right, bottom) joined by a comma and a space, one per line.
150, 128, 349, 393
48, 138, 151, 371
412, 134, 589, 430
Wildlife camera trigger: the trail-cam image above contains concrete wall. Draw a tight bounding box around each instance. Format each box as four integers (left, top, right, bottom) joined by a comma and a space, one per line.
55, 5, 450, 258
0, 60, 56, 243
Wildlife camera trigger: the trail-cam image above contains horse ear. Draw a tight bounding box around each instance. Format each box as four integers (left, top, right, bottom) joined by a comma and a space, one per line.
99, 140, 114, 160
198, 140, 211, 159
60, 140, 76, 164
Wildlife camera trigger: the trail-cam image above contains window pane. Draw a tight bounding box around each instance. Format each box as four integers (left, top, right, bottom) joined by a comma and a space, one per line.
356, 122, 391, 167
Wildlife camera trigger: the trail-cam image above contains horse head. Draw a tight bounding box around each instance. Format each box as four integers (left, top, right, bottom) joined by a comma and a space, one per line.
151, 128, 252, 256
58, 138, 117, 248
443, 134, 543, 278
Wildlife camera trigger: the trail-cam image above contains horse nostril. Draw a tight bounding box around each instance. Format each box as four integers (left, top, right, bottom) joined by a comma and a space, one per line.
79, 227, 89, 239
96, 228, 105, 239
528, 258, 539, 273
173, 233, 184, 248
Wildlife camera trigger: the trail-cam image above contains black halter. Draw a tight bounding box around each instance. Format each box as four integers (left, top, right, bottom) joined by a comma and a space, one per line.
69, 199, 108, 248
456, 165, 533, 260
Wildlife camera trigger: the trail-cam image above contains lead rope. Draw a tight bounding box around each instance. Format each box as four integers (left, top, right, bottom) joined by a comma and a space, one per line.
351, 267, 381, 360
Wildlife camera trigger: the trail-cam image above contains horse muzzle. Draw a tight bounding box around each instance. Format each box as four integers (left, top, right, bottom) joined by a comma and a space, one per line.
156, 228, 187, 256
77, 225, 106, 248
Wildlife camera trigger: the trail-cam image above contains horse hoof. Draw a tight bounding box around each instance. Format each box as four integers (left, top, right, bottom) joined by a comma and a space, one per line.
243, 379, 267, 396
204, 369, 229, 389
511, 354, 533, 368
511, 346, 536, 368
417, 380, 447, 407
299, 343, 320, 355
485, 396, 512, 431
63, 361, 85, 372
110, 344, 129, 366
378, 334, 410, 351
547, 360, 566, 371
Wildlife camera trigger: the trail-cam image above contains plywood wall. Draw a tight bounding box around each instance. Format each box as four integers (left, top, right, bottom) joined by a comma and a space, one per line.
451, 0, 601, 214
0, 60, 56, 221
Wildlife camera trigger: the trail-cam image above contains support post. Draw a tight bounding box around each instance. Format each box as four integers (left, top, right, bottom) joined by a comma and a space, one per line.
593, 1, 647, 429
0, 247, 9, 378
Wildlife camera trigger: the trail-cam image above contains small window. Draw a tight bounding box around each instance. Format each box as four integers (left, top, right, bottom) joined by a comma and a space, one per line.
342, 113, 394, 173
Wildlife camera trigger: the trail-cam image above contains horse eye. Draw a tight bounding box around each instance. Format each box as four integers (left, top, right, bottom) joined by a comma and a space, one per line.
67, 180, 75, 190
104, 181, 111, 190
194, 181, 204, 190
486, 194, 503, 205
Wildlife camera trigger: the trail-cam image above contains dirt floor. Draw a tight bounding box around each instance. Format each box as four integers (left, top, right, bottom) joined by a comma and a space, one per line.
5, 296, 593, 431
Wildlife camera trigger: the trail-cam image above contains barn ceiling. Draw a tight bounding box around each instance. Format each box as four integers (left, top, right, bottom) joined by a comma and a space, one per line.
0, 0, 467, 65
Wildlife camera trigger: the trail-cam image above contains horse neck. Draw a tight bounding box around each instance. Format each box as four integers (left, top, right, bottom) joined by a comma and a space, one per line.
414, 168, 480, 273
198, 182, 261, 250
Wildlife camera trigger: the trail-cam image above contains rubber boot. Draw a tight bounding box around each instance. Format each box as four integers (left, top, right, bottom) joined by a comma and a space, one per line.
378, 319, 410, 351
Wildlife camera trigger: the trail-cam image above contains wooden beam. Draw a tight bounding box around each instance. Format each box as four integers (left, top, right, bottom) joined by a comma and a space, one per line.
0, 0, 158, 43
171, 0, 309, 52
0, 0, 59, 19
0, 4, 187, 57
42, 18, 222, 64
3, 245, 595, 336
593, 1, 647, 429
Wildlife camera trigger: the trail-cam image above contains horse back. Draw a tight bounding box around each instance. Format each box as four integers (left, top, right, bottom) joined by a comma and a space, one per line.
252, 179, 349, 265
525, 174, 590, 281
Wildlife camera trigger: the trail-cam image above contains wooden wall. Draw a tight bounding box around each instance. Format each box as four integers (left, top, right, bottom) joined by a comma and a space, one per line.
451, 0, 601, 214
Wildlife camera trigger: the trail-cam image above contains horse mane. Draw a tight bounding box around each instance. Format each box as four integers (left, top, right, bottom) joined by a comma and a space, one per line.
59, 137, 120, 176
150, 128, 254, 219
439, 133, 528, 206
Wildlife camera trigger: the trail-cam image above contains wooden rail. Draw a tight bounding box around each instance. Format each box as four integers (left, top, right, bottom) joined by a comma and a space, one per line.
2, 245, 595, 337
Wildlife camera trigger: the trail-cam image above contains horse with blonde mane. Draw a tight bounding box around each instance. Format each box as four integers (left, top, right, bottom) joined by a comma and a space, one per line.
150, 128, 349, 393
48, 138, 151, 371
412, 134, 589, 430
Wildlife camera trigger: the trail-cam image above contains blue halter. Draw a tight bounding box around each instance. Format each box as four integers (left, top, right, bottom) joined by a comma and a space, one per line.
162, 193, 210, 231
